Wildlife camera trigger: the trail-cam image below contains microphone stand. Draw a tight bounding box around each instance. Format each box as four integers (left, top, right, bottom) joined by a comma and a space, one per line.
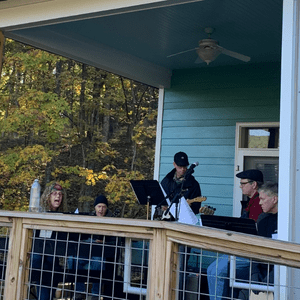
155, 189, 176, 221
183, 166, 195, 180
162, 168, 194, 221
160, 167, 195, 221
171, 168, 195, 220
163, 190, 182, 221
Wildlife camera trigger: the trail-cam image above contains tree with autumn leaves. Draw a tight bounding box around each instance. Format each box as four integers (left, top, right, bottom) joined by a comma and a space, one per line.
0, 39, 158, 218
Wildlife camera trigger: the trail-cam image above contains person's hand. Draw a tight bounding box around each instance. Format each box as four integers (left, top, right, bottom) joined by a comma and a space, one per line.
161, 205, 168, 211
199, 205, 216, 215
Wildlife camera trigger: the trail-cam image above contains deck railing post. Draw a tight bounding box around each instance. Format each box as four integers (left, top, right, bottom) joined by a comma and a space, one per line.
17, 225, 33, 299
149, 227, 168, 300
4, 218, 23, 300
164, 239, 179, 300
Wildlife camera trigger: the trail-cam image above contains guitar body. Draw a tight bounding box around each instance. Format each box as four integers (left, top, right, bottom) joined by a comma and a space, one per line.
161, 211, 176, 221
187, 197, 216, 215
199, 205, 216, 215
155, 196, 216, 220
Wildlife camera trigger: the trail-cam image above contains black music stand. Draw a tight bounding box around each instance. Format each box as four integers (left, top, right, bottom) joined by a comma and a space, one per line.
130, 180, 166, 220
200, 215, 258, 235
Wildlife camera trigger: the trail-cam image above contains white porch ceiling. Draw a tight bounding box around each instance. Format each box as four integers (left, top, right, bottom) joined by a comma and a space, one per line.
0, 0, 283, 88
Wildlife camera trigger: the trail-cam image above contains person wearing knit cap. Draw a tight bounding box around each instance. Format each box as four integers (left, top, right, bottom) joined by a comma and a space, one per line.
93, 195, 113, 217
74, 195, 114, 300
91, 195, 114, 300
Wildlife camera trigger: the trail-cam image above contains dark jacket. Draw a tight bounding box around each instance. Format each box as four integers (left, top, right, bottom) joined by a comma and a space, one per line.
161, 168, 201, 214
257, 212, 278, 238
252, 212, 278, 286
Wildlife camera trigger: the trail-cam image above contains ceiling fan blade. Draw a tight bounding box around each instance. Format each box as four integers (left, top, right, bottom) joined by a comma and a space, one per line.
167, 47, 198, 58
219, 46, 251, 62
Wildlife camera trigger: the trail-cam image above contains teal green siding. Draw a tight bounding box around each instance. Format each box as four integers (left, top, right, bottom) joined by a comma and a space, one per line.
160, 63, 280, 216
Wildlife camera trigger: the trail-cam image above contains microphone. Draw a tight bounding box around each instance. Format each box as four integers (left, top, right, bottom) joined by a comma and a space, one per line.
188, 161, 199, 171
184, 162, 199, 178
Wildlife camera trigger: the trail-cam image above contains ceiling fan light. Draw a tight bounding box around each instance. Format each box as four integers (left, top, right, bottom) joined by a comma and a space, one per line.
196, 48, 222, 65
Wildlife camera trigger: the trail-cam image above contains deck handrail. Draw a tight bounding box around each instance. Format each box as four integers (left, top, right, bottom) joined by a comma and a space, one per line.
0, 211, 299, 299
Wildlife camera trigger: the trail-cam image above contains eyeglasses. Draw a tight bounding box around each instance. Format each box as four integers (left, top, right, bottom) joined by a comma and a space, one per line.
240, 181, 253, 186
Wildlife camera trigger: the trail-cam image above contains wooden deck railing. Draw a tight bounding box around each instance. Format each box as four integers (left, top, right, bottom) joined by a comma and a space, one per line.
0, 211, 300, 300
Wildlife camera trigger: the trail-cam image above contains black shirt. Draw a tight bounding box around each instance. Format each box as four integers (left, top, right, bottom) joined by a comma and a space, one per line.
161, 168, 201, 214
257, 212, 278, 238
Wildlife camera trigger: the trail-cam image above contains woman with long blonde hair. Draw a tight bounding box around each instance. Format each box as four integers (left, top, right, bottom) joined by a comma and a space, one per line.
40, 182, 66, 212
31, 181, 66, 300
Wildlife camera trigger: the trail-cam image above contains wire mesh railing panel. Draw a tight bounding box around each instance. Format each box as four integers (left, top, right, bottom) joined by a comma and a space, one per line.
25, 229, 149, 300
174, 244, 300, 300
0, 226, 10, 300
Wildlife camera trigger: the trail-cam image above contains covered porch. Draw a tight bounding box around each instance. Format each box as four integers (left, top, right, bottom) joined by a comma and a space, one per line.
1, 0, 300, 299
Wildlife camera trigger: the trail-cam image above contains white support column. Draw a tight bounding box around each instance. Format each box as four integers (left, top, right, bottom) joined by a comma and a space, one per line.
152, 87, 164, 219
279, 0, 300, 299
153, 87, 164, 181
279, 0, 298, 243
293, 0, 300, 294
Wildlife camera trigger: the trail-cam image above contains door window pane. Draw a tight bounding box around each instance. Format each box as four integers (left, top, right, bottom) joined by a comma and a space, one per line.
241, 127, 279, 148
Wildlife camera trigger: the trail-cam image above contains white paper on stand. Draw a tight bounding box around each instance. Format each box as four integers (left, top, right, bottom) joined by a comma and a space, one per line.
177, 196, 199, 225
158, 183, 198, 225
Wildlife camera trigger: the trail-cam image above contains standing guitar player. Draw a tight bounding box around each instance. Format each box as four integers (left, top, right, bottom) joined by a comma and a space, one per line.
161, 151, 202, 215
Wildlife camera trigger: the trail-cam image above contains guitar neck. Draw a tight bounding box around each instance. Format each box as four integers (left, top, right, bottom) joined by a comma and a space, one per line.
186, 196, 207, 205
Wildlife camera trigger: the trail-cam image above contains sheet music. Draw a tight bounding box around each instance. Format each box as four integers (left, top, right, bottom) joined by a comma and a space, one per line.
158, 183, 198, 225
177, 196, 199, 225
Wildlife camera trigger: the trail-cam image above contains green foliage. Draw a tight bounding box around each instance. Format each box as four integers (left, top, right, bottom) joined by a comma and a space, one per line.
0, 39, 158, 218
104, 168, 146, 218
1, 90, 70, 143
0, 145, 54, 210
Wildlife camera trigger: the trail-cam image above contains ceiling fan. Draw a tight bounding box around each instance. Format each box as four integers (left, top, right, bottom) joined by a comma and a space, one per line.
167, 27, 251, 65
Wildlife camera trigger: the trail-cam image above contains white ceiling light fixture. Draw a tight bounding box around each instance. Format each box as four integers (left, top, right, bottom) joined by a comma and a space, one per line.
196, 39, 222, 65
168, 27, 251, 65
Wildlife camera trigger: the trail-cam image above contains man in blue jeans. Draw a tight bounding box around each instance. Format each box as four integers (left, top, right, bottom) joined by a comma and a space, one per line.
207, 169, 264, 300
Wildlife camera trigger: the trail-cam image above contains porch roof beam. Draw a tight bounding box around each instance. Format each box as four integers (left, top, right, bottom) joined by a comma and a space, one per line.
0, 0, 203, 30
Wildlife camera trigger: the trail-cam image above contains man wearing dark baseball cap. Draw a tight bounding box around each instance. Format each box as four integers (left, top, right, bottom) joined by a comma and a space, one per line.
161, 151, 202, 214
174, 151, 189, 166
236, 169, 264, 221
